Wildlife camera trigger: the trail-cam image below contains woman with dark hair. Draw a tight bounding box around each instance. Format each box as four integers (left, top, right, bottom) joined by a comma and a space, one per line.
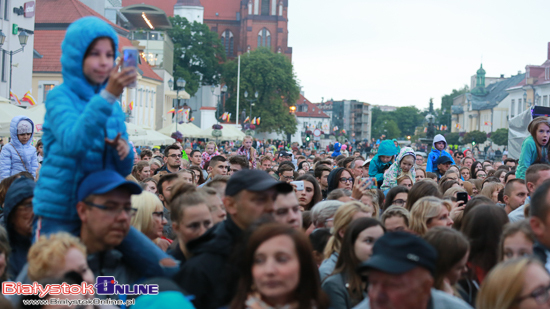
189, 165, 206, 185
470, 161, 483, 179
322, 218, 385, 308
326, 168, 355, 194
382, 186, 409, 210
424, 227, 470, 300
296, 174, 322, 211
230, 223, 329, 309
493, 169, 507, 184
468, 179, 483, 196
405, 179, 442, 210
451, 195, 494, 231
440, 180, 460, 194
459, 204, 509, 304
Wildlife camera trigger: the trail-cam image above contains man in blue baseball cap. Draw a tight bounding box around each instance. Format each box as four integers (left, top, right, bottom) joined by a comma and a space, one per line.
353, 232, 472, 309
76, 170, 144, 282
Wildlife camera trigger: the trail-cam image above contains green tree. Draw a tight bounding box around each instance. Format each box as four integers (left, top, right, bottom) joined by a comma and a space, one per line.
491, 128, 509, 146
444, 132, 462, 145
222, 48, 300, 135
393, 106, 425, 136
440, 85, 469, 129
372, 119, 401, 140
464, 130, 487, 145
167, 16, 226, 96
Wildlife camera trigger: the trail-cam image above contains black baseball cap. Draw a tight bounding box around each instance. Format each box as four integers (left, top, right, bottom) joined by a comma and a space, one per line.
357, 231, 437, 275
279, 151, 292, 157
225, 169, 292, 196
435, 156, 453, 166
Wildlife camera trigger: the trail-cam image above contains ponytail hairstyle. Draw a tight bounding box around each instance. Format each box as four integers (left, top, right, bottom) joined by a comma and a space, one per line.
528, 116, 550, 163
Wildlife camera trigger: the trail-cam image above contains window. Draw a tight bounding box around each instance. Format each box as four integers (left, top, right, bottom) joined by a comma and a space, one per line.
151, 92, 154, 108
43, 84, 55, 102
257, 28, 271, 47
261, 0, 269, 15
4, 0, 8, 20
145, 91, 148, 107
518, 99, 522, 115
511, 99, 515, 118
139, 89, 143, 106
544, 95, 548, 107
221, 30, 234, 57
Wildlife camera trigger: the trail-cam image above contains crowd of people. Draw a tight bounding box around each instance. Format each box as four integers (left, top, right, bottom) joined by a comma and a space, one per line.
1, 15, 550, 309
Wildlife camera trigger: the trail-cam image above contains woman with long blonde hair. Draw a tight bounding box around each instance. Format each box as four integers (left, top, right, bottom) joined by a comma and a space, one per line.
131, 191, 169, 251
319, 201, 372, 281
477, 257, 549, 309
409, 196, 453, 236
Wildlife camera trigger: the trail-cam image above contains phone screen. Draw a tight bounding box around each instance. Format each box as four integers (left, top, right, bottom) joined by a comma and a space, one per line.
123, 47, 138, 88
456, 192, 468, 205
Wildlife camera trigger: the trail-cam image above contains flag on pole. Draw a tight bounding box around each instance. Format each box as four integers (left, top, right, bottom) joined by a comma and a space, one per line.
167, 108, 175, 114
227, 113, 231, 121
129, 101, 134, 111
424, 127, 428, 133
10, 90, 21, 105
222, 112, 228, 120
244, 116, 250, 123
257, 117, 260, 125
251, 117, 257, 125
21, 91, 36, 106
177, 109, 184, 114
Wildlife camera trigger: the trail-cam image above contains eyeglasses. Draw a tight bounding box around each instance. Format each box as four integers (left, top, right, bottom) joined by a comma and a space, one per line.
17, 202, 33, 213
339, 177, 354, 183
516, 283, 550, 305
152, 211, 164, 217
169, 154, 183, 158
84, 202, 137, 217
392, 199, 406, 206
283, 175, 294, 180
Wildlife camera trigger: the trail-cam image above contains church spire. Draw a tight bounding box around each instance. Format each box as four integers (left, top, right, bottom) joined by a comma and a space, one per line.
476, 63, 486, 88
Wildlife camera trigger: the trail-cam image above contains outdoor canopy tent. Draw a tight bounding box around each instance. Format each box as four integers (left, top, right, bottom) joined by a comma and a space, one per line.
158, 122, 208, 138
200, 125, 246, 141
0, 101, 33, 137
508, 108, 532, 160
129, 129, 174, 146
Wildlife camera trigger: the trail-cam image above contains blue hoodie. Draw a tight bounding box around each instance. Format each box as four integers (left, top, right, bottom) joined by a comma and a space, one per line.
0, 115, 39, 180
33, 17, 134, 221
426, 134, 455, 173
369, 140, 398, 184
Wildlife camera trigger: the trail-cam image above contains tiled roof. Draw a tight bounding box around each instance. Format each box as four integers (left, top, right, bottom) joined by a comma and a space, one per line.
33, 30, 163, 82
36, 0, 128, 33
122, 0, 177, 17
513, 63, 550, 87
33, 30, 65, 72
469, 73, 525, 111
295, 94, 330, 118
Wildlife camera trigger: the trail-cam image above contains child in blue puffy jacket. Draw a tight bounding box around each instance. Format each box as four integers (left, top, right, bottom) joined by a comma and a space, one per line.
0, 116, 39, 180
426, 134, 455, 173
369, 140, 398, 187
33, 17, 173, 278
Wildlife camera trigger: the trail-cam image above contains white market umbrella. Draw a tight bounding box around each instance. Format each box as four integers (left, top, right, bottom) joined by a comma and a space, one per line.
125, 122, 148, 136
130, 129, 174, 146
0, 102, 32, 137
200, 126, 246, 141
158, 122, 208, 138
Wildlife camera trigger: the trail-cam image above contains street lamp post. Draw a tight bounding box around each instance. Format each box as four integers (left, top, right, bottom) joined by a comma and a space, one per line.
244, 90, 259, 120
0, 30, 29, 93
211, 85, 228, 122
168, 77, 186, 133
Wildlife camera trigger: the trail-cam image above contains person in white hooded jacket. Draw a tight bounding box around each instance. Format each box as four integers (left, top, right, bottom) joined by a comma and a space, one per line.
0, 115, 38, 180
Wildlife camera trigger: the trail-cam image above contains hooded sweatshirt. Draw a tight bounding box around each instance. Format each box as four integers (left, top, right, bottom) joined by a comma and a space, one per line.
381, 147, 417, 191
33, 17, 134, 221
0, 116, 39, 180
3, 177, 35, 279
426, 134, 455, 173
331, 142, 342, 157
368, 140, 398, 185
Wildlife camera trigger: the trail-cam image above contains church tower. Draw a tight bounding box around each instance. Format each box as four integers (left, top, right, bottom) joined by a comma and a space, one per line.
174, 0, 204, 24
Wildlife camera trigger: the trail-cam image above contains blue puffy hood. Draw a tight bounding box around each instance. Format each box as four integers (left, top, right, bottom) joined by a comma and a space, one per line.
378, 140, 398, 157
4, 177, 35, 229
61, 17, 119, 100
9, 115, 34, 147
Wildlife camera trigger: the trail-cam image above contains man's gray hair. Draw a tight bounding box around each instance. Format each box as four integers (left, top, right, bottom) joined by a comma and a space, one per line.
311, 200, 344, 227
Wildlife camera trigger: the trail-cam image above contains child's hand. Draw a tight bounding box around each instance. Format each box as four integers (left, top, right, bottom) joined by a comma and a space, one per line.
105, 62, 138, 97
105, 133, 129, 160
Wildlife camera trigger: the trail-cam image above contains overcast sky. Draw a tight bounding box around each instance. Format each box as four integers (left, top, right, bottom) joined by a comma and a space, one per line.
288, 0, 549, 110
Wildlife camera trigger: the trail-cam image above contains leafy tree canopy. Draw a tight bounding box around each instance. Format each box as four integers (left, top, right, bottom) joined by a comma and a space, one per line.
440, 85, 469, 128
491, 128, 509, 146
222, 48, 300, 135
463, 130, 488, 145
167, 15, 226, 96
